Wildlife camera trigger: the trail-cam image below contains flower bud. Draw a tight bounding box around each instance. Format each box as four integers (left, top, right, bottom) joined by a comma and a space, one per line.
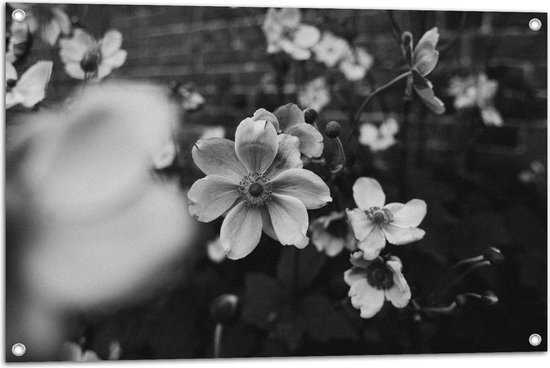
483, 247, 505, 266
303, 108, 318, 124
210, 294, 240, 324
481, 290, 498, 305
455, 294, 468, 307
326, 121, 342, 138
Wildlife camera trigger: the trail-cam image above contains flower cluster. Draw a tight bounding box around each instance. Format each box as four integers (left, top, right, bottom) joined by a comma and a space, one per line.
448, 73, 503, 126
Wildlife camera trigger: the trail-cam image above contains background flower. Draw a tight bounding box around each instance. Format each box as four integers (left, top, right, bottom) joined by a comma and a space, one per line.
298, 76, 331, 113
344, 252, 411, 318
6, 60, 53, 109
358, 117, 399, 152
313, 32, 350, 67
310, 211, 356, 257
339, 47, 374, 81
346, 177, 426, 259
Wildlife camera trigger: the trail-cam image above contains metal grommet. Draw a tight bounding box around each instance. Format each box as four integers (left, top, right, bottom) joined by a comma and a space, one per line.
529, 18, 542, 31
529, 333, 542, 346
12, 343, 26, 357
12, 9, 26, 22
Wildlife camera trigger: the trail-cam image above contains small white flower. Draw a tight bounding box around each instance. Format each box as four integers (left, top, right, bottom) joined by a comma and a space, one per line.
344, 252, 411, 318
298, 77, 331, 113
207, 237, 226, 263
313, 32, 350, 68
358, 117, 399, 152
310, 211, 356, 257
6, 60, 53, 109
346, 177, 426, 260
339, 47, 374, 81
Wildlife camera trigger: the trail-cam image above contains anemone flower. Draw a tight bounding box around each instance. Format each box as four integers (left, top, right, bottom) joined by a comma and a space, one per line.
252, 103, 324, 158
346, 177, 426, 260
6, 60, 53, 109
358, 117, 399, 152
59, 29, 127, 80
188, 118, 332, 260
339, 47, 374, 81
262, 8, 321, 60
298, 76, 331, 113
401, 27, 445, 114
312, 32, 350, 68
344, 252, 411, 318
310, 211, 356, 257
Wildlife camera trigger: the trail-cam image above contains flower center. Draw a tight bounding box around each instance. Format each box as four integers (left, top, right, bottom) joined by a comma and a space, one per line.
366, 261, 394, 290
80, 49, 102, 74
238, 173, 272, 207
6, 79, 17, 89
365, 207, 393, 225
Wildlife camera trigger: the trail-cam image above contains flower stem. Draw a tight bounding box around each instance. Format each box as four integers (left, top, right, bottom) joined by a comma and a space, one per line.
329, 136, 347, 175
398, 97, 411, 201
292, 247, 300, 304
438, 260, 492, 298
347, 70, 411, 143
213, 323, 223, 358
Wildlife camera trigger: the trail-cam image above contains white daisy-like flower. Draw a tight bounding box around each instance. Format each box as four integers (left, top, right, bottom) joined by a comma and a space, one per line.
312, 32, 350, 68
59, 29, 127, 80
344, 251, 411, 318
310, 211, 356, 257
298, 77, 331, 113
358, 117, 399, 152
346, 177, 426, 260
339, 47, 374, 81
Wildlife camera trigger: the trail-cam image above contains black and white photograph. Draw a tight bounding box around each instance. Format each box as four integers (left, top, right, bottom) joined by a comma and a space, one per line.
3, 1, 548, 362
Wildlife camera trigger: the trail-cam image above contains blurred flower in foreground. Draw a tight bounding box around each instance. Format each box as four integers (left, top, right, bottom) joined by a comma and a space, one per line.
359, 117, 399, 152
313, 32, 350, 68
344, 252, 411, 318
188, 118, 331, 259
262, 8, 321, 60
12, 4, 71, 45
6, 20, 33, 64
346, 177, 426, 260
448, 73, 503, 126
200, 126, 226, 139
207, 237, 226, 263
7, 82, 194, 310
253, 103, 324, 158
298, 76, 331, 113
59, 342, 100, 362
59, 29, 127, 80
6, 60, 53, 109
310, 211, 356, 257
339, 47, 374, 81
401, 27, 445, 114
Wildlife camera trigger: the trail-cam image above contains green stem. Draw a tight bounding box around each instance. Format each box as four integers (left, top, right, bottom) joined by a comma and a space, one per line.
346, 70, 411, 145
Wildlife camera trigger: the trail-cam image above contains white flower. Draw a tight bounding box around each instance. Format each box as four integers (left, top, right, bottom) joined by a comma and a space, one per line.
7, 82, 195, 310
448, 73, 502, 126
188, 117, 331, 260
358, 117, 399, 152
310, 211, 356, 257
313, 32, 350, 68
6, 60, 53, 109
262, 8, 321, 60
346, 177, 426, 260
298, 77, 331, 113
59, 29, 127, 80
339, 47, 374, 81
344, 252, 411, 318
200, 126, 226, 139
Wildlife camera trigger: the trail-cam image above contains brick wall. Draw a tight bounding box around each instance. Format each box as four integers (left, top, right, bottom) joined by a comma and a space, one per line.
20, 4, 548, 164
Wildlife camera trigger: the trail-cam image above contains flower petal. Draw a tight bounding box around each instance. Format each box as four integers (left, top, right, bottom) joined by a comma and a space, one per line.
273, 103, 305, 131
348, 279, 385, 318
271, 168, 331, 209
235, 118, 278, 174
346, 208, 375, 241
285, 122, 324, 158
187, 176, 240, 222
252, 108, 280, 132
264, 134, 303, 178
100, 29, 123, 58
381, 225, 425, 245
343, 267, 367, 286
385, 199, 427, 227
59, 29, 95, 63
267, 193, 309, 248
352, 177, 386, 210
357, 227, 386, 260
413, 73, 445, 115
220, 202, 263, 260
384, 256, 411, 308
102, 49, 127, 69
64, 62, 86, 80
260, 207, 278, 241
192, 138, 247, 182
413, 28, 440, 77
293, 24, 321, 49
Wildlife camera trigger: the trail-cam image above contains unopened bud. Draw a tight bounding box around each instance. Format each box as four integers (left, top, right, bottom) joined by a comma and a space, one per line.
481, 290, 499, 305
326, 121, 342, 138
303, 108, 318, 124
455, 294, 468, 307
210, 294, 240, 324
483, 247, 505, 266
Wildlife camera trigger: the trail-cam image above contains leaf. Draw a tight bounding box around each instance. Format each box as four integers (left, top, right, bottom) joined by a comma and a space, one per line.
241, 273, 284, 329
276, 245, 326, 291
298, 294, 358, 342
